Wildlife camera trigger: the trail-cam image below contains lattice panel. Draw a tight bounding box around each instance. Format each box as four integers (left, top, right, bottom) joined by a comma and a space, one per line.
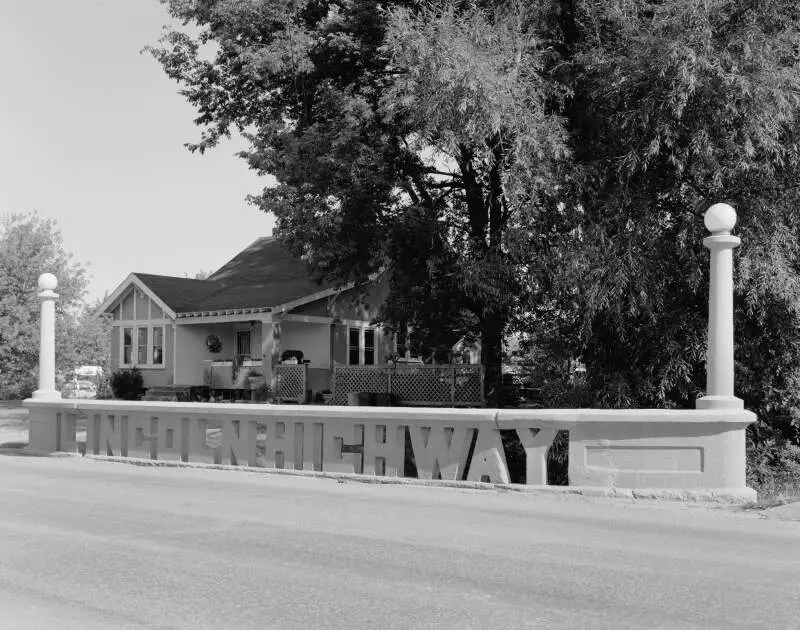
332, 367, 389, 405
276, 365, 307, 403
332, 365, 483, 407
452, 367, 483, 404
392, 367, 450, 404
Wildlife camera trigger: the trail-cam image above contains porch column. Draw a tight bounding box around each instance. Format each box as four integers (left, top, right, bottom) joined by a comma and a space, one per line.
260, 316, 283, 396
696, 203, 743, 410
32, 273, 61, 400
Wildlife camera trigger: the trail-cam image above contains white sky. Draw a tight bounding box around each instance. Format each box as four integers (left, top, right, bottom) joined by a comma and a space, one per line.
0, 0, 276, 304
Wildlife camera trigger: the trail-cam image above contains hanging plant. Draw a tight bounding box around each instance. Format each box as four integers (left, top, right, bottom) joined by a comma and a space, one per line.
206, 334, 222, 353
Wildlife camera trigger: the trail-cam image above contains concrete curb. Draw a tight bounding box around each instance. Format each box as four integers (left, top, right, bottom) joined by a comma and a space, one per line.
39, 452, 755, 504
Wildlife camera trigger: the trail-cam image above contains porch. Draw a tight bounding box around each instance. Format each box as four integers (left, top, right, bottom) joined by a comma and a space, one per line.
171, 316, 337, 401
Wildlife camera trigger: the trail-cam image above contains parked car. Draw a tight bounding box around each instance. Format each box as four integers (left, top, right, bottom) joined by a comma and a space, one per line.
62, 380, 98, 399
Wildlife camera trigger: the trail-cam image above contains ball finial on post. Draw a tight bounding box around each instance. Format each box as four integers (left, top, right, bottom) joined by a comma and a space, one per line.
696, 204, 743, 410
38, 273, 58, 293
704, 203, 737, 235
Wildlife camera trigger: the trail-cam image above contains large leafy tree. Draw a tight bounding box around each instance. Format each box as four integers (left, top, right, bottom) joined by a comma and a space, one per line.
150, 0, 800, 440
148, 0, 569, 402
535, 1, 800, 437
0, 213, 104, 399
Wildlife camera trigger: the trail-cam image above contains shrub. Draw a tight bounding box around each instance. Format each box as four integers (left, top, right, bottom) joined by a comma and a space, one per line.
253, 383, 272, 402
747, 433, 800, 502
110, 367, 144, 400
280, 349, 304, 363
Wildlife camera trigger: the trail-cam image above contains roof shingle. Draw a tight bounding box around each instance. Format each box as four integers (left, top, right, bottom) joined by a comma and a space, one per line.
134, 237, 338, 313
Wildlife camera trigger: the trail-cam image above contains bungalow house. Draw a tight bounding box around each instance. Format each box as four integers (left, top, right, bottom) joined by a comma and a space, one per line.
96, 237, 393, 401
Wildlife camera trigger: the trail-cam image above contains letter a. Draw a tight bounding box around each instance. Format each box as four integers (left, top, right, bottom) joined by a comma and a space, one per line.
466, 427, 509, 484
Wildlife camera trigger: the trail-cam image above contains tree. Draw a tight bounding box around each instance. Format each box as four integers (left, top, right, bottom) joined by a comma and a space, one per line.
501, 0, 800, 479
0, 213, 90, 398
149, 0, 800, 439
56, 300, 113, 380
147, 0, 569, 403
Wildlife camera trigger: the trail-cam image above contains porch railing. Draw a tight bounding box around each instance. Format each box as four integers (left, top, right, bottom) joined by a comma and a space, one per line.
332, 364, 483, 407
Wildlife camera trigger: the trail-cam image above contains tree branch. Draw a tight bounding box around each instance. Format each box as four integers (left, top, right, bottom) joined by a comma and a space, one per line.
456, 144, 487, 245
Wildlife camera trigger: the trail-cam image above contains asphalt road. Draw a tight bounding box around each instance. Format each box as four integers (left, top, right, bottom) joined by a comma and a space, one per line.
1, 455, 799, 629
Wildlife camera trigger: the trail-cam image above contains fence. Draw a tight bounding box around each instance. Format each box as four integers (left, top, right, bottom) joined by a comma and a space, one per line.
332, 364, 483, 407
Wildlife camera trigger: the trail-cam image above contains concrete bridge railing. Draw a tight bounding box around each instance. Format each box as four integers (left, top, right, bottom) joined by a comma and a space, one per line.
24, 399, 755, 500
23, 203, 757, 501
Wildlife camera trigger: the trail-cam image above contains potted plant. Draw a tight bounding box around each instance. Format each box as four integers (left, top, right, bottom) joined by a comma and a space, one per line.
247, 369, 266, 390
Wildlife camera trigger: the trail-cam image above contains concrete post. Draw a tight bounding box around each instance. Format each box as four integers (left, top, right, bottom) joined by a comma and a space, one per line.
696, 203, 743, 410
31, 273, 61, 400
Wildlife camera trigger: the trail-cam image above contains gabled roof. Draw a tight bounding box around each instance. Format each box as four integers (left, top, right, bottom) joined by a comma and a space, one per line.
131, 274, 224, 313
99, 237, 345, 317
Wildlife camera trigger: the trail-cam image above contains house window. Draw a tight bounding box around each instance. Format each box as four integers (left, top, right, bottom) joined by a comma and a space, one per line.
123, 328, 133, 364
364, 329, 375, 365
347, 327, 378, 365
348, 328, 360, 365
236, 331, 251, 358
121, 325, 165, 368
137, 328, 149, 364
152, 327, 164, 365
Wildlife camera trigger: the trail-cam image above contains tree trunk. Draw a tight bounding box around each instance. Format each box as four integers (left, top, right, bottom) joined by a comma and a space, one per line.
481, 312, 505, 407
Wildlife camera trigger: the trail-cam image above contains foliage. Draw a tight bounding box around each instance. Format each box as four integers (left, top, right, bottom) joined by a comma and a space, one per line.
746, 433, 800, 502
280, 349, 304, 363
526, 1, 800, 451
149, 0, 800, 456
253, 382, 273, 403
110, 367, 144, 401
56, 300, 113, 379
0, 213, 89, 399
147, 0, 571, 403
92, 371, 113, 401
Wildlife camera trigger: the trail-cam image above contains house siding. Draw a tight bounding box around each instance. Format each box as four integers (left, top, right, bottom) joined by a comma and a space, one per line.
135, 290, 150, 320
281, 321, 330, 367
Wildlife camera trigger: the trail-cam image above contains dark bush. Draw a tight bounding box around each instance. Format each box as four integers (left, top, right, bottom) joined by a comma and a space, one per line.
280, 349, 304, 362
110, 367, 144, 400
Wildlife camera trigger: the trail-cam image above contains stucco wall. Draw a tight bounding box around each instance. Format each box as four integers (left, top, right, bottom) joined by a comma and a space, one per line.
174, 324, 236, 385
281, 321, 330, 368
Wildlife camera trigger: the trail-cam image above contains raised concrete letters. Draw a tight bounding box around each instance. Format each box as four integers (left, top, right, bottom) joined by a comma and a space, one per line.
363, 422, 405, 476
465, 427, 509, 484
409, 424, 472, 480
516, 428, 557, 486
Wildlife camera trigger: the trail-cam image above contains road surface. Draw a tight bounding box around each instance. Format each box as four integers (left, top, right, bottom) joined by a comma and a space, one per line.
0, 455, 798, 629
